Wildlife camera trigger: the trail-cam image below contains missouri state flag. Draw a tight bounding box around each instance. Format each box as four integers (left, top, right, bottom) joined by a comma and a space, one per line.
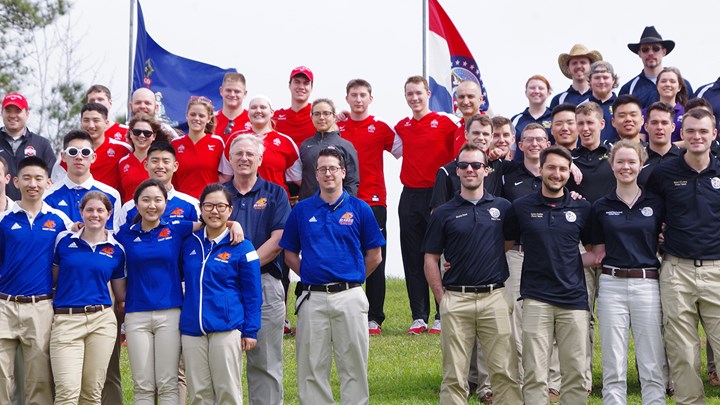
132, 1, 235, 127
427, 0, 489, 114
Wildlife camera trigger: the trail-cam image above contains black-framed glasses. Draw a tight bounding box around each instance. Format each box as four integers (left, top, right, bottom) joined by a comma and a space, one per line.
312, 111, 334, 118
64, 147, 93, 158
316, 166, 342, 174
224, 119, 235, 135
201, 202, 231, 213
640, 45, 662, 53
457, 161, 487, 170
131, 129, 154, 138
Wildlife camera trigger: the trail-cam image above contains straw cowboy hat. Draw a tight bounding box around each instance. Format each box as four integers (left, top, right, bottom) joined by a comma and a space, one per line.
558, 44, 603, 79
627, 26, 675, 55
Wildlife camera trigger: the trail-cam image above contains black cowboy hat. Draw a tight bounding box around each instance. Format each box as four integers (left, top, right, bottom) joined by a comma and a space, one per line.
627, 26, 675, 55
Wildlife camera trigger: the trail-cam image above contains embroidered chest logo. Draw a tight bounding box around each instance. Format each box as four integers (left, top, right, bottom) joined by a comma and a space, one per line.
404, 121, 412, 127
712, 177, 720, 190
42, 220, 56, 231
208, 144, 215, 151
123, 164, 130, 173
368, 124, 376, 133
178, 145, 185, 153
100, 246, 115, 258
24, 145, 36, 157
488, 208, 501, 221
530, 212, 544, 218
641, 207, 653, 217
430, 119, 439, 128
565, 211, 577, 223
253, 198, 267, 210
673, 180, 687, 187
170, 208, 184, 216
107, 148, 116, 157
158, 227, 172, 241
339, 212, 354, 226
277, 114, 286, 121
542, 120, 552, 129
273, 138, 281, 146
215, 252, 231, 263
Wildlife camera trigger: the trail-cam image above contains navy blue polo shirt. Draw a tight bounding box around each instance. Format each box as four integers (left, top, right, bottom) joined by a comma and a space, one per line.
423, 193, 511, 286
695, 78, 720, 131
637, 144, 681, 186
591, 189, 664, 268
224, 177, 290, 279
567, 143, 616, 203
117, 188, 199, 228
0, 203, 72, 296
501, 162, 541, 202
43, 176, 121, 230
646, 150, 720, 259
53, 230, 125, 307
549, 85, 592, 109
580, 94, 618, 144
114, 219, 195, 312
511, 107, 553, 162
279, 190, 385, 285
620, 70, 693, 109
503, 190, 591, 310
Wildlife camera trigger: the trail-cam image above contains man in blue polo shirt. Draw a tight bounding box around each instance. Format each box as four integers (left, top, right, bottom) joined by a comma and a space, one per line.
424, 143, 522, 404
43, 130, 121, 229
0, 157, 73, 404
224, 134, 290, 405
550, 44, 602, 109
504, 145, 592, 405
646, 108, 720, 403
280, 148, 384, 405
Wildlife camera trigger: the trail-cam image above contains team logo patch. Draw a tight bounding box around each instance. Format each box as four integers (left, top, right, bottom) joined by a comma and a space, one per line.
178, 145, 185, 153
542, 120, 552, 129
158, 227, 172, 241
273, 138, 281, 146
42, 220, 56, 230
100, 246, 115, 257
488, 207, 501, 219
530, 212, 543, 218
565, 211, 577, 223
368, 124, 376, 133
253, 198, 267, 210
24, 145, 36, 157
244, 122, 252, 130
208, 145, 215, 151
404, 121, 412, 127
170, 208, 184, 216
215, 252, 231, 263
712, 177, 720, 190
339, 212, 354, 226
430, 119, 439, 128
277, 114, 286, 120
107, 148, 116, 157
641, 207, 653, 217
123, 164, 130, 173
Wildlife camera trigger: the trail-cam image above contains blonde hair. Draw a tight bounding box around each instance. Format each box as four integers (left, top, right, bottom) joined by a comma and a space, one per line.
610, 139, 647, 166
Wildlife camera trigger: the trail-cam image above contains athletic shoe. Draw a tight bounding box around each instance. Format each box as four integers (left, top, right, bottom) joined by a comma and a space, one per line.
368, 320, 381, 335
710, 370, 720, 387
549, 388, 560, 403
406, 319, 428, 335
428, 319, 441, 334
479, 391, 493, 404
283, 319, 292, 336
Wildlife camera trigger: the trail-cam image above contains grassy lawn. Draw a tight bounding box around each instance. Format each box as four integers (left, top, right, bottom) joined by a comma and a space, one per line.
119, 278, 720, 404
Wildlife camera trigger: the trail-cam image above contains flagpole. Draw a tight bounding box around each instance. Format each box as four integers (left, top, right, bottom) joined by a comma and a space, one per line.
127, 0, 136, 122
422, 0, 428, 80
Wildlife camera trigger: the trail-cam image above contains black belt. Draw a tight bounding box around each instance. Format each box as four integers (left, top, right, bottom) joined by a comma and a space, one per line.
0, 292, 53, 303
445, 283, 504, 293
601, 266, 659, 279
303, 282, 361, 293
54, 304, 110, 315
510, 244, 523, 252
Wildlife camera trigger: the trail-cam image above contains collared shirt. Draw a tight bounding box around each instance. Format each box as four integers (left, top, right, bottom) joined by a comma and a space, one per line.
646, 150, 720, 259
114, 219, 195, 312
273, 104, 315, 147
638, 144, 681, 186
567, 143, 616, 203
504, 190, 591, 310
105, 122, 128, 142
423, 193, 511, 286
116, 187, 199, 228
171, 133, 227, 199
214, 109, 251, 143
695, 78, 720, 131
0, 202, 72, 296
91, 137, 132, 191
550, 85, 592, 109
501, 162, 541, 202
580, 94, 618, 144
53, 229, 125, 307
0, 127, 56, 200
224, 177, 290, 279
591, 188, 664, 268
43, 175, 122, 230
511, 107, 553, 162
620, 70, 694, 109
117, 152, 148, 203
279, 190, 385, 285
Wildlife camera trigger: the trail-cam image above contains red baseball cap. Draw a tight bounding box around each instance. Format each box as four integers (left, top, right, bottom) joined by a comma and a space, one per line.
290, 66, 314, 83
2, 93, 29, 110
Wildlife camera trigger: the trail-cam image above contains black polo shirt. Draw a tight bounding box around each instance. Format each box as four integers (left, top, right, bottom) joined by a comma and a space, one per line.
430, 158, 506, 209
424, 193, 510, 286
647, 150, 720, 259
591, 189, 664, 268
567, 143, 616, 203
637, 144, 681, 186
504, 189, 591, 310
501, 162, 541, 202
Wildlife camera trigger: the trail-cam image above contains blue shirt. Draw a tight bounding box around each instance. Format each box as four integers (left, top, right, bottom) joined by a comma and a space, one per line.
52, 230, 125, 307
637, 144, 681, 186
0, 202, 72, 295
180, 229, 262, 338
116, 188, 199, 228
549, 85, 592, 109
43, 176, 122, 230
694, 78, 720, 131
114, 220, 194, 312
224, 177, 290, 280
580, 94, 618, 144
279, 190, 386, 285
511, 107, 553, 162
620, 70, 693, 109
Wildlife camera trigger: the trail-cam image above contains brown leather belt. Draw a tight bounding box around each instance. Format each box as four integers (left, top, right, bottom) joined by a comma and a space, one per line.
54, 305, 110, 315
601, 266, 659, 279
0, 292, 53, 303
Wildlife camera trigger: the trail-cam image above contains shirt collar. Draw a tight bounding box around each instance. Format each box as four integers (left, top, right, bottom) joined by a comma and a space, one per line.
69, 227, 121, 246
129, 218, 169, 233
204, 227, 229, 244
11, 201, 51, 215
453, 191, 494, 206
0, 127, 27, 140
61, 175, 95, 190
533, 188, 572, 207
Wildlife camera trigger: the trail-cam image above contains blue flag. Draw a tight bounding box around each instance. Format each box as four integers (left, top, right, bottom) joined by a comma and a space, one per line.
132, 1, 235, 127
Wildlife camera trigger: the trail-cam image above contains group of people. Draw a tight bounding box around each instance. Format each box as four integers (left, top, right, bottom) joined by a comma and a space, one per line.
1, 22, 720, 405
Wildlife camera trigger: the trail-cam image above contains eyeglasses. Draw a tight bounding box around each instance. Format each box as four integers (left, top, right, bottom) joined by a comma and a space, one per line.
131, 129, 154, 138
316, 166, 342, 174
189, 96, 213, 106
312, 111, 334, 118
200, 202, 230, 213
640, 45, 662, 53
64, 147, 93, 158
224, 119, 235, 135
457, 161, 487, 170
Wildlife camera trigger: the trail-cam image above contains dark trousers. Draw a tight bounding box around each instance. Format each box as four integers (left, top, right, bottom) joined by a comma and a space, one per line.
367, 205, 387, 325
398, 187, 438, 322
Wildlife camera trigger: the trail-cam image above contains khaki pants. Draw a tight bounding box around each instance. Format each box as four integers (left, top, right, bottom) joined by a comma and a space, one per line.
125, 308, 181, 405
182, 330, 244, 405
0, 298, 54, 405
584, 264, 600, 391
439, 289, 522, 404
661, 254, 720, 405
522, 298, 589, 405
50, 308, 117, 404
100, 318, 122, 405
295, 286, 369, 405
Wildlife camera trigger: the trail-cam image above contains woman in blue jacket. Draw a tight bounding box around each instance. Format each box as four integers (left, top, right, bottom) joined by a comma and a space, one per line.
180, 183, 262, 405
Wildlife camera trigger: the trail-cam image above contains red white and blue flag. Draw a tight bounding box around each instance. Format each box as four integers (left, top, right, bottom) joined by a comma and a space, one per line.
427, 0, 489, 114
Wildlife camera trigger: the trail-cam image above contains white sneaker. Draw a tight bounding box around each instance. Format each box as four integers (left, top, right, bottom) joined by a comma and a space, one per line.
428, 319, 441, 334
406, 319, 428, 335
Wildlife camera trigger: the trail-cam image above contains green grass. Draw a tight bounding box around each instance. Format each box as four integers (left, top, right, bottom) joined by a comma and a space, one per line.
119, 279, 720, 404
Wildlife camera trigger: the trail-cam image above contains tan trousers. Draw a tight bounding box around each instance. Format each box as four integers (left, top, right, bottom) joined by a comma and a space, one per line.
100, 317, 122, 405
439, 289, 523, 404
182, 330, 244, 405
0, 298, 54, 405
50, 308, 117, 404
522, 298, 589, 405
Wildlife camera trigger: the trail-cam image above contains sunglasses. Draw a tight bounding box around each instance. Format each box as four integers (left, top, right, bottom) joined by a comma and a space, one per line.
131, 129, 154, 138
640, 45, 662, 53
64, 146, 93, 158
224, 119, 235, 135
457, 161, 487, 170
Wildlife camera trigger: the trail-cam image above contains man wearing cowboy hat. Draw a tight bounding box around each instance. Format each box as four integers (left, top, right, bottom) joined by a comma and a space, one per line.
550, 44, 603, 109
619, 26, 693, 108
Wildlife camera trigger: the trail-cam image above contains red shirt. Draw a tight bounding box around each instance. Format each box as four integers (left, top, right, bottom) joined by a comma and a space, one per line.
338, 116, 398, 207
171, 134, 225, 199
117, 153, 148, 203
106, 122, 128, 142
214, 110, 251, 143
273, 104, 315, 147
453, 119, 466, 157
89, 137, 131, 191
395, 112, 458, 188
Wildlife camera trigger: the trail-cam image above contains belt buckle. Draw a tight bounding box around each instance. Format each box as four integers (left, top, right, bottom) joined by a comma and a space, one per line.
610, 268, 617, 277
324, 284, 335, 293
13, 295, 25, 302
84, 305, 94, 313
488, 284, 494, 293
